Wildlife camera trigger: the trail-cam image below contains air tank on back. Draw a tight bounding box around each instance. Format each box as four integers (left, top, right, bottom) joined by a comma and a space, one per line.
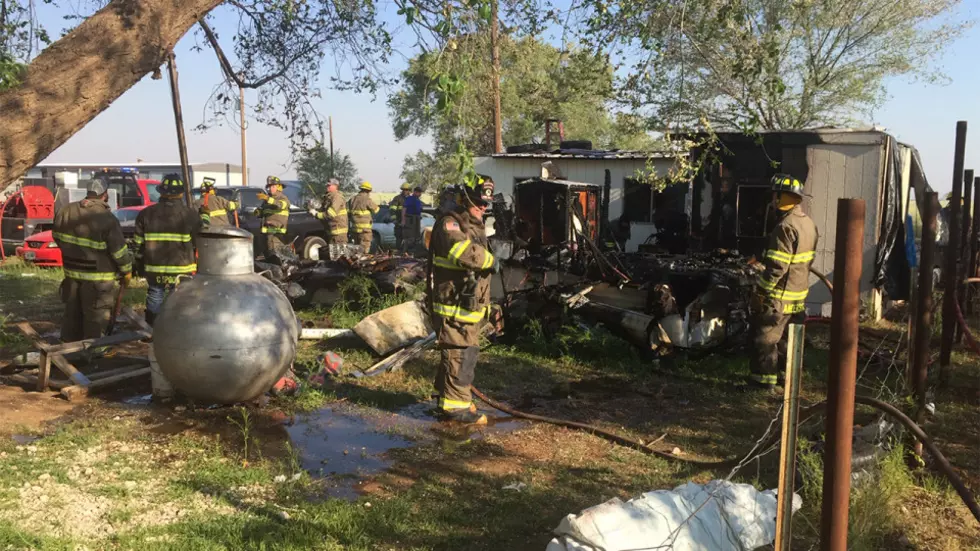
153, 226, 298, 403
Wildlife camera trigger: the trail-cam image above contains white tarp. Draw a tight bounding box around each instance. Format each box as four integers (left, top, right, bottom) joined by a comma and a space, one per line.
546, 480, 802, 551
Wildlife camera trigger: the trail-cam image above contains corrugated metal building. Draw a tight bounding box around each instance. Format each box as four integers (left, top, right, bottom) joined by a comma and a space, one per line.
692, 129, 924, 317
26, 162, 245, 188
474, 150, 676, 224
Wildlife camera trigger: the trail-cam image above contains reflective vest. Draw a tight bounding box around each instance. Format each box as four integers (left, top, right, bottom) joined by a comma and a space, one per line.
314, 190, 349, 236
429, 210, 494, 324
388, 193, 407, 223
349, 191, 378, 234
757, 205, 819, 314
52, 198, 133, 282
134, 198, 201, 285
257, 192, 290, 234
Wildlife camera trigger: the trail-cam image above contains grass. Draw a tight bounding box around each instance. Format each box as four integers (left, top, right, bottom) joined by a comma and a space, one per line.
1, 274, 978, 550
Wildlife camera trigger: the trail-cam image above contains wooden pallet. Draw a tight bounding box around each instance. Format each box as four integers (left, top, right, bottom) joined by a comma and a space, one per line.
15, 308, 152, 402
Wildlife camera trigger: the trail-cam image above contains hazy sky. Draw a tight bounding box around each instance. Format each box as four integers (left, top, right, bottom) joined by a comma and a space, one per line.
35, 0, 980, 193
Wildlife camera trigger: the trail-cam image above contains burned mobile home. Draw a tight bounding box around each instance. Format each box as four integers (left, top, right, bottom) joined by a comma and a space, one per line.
481, 129, 929, 352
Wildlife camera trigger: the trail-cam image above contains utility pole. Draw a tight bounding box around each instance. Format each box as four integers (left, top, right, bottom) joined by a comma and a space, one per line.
166, 52, 192, 207
329, 116, 335, 177
490, 0, 503, 154
239, 82, 248, 187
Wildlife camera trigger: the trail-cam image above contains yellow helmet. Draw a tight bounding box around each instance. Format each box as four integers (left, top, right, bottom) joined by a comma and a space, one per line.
400, 182, 412, 191
359, 181, 372, 191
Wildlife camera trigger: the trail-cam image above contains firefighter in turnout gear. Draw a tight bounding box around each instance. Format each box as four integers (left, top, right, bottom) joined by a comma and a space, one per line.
349, 181, 379, 252
253, 176, 291, 256
749, 174, 818, 388
197, 177, 238, 227
308, 178, 349, 254
390, 182, 412, 250
428, 175, 498, 424
53, 180, 133, 343
134, 175, 201, 326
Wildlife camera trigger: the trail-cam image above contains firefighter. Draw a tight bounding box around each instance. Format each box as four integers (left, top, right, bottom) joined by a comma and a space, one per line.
428, 175, 499, 424
197, 177, 238, 227
53, 180, 133, 346
133, 175, 201, 326
349, 181, 379, 253
390, 182, 412, 250
749, 174, 818, 389
253, 176, 291, 256
308, 178, 348, 255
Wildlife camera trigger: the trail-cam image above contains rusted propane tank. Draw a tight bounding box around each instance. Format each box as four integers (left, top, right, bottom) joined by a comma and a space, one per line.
153, 227, 298, 403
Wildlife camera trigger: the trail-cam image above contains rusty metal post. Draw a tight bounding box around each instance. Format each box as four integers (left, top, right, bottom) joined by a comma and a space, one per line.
956, 169, 974, 343
819, 199, 866, 551
940, 122, 967, 379
166, 52, 193, 207
912, 193, 939, 445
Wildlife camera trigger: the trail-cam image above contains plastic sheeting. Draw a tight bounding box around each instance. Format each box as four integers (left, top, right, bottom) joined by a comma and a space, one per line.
545, 480, 801, 551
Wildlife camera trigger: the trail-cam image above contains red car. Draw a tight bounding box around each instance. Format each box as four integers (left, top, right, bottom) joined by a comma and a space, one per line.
16, 205, 149, 268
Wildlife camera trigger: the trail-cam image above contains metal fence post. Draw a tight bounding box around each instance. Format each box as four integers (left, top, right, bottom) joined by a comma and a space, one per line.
819, 199, 865, 551
912, 192, 939, 456
940, 122, 967, 381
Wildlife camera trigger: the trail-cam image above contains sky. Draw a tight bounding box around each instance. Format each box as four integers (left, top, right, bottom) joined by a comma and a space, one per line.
33, 0, 980, 194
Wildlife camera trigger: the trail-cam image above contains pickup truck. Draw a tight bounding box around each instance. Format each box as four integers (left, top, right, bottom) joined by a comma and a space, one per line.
199, 186, 434, 259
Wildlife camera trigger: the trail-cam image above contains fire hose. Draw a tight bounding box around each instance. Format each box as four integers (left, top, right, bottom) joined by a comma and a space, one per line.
471, 387, 980, 524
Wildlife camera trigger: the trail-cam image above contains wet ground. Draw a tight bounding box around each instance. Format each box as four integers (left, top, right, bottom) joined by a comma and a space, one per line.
286, 402, 526, 498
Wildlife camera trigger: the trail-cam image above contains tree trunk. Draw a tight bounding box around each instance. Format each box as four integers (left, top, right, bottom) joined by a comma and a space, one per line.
0, 0, 223, 187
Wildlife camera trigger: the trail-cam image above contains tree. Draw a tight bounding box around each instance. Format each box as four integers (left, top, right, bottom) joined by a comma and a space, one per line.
0, 0, 50, 90
296, 146, 361, 199
0, 0, 390, 187
580, 0, 968, 130
400, 150, 456, 191
389, 33, 651, 162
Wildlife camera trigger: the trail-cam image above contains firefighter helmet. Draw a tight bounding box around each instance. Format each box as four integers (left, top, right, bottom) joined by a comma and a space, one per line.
462, 174, 494, 207
265, 176, 282, 190
400, 182, 412, 191
770, 174, 805, 198
158, 174, 185, 197
201, 177, 217, 191
359, 181, 373, 192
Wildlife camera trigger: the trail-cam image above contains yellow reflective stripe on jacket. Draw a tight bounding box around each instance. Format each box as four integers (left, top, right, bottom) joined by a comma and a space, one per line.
53, 232, 106, 250
329, 227, 348, 235
448, 239, 471, 264
228, 201, 238, 209
144, 233, 192, 242
326, 207, 347, 217
261, 226, 287, 234
758, 278, 778, 292
64, 269, 116, 281
480, 250, 494, 270
432, 303, 487, 324
111, 247, 129, 260
209, 209, 227, 216
354, 223, 373, 230
764, 249, 815, 264
767, 288, 809, 301
438, 397, 471, 411
352, 209, 372, 216
264, 196, 289, 215
433, 256, 467, 270
144, 263, 197, 274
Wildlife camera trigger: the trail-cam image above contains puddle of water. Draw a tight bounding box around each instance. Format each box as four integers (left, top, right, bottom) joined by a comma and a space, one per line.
286, 402, 528, 499
11, 434, 40, 445
123, 394, 153, 406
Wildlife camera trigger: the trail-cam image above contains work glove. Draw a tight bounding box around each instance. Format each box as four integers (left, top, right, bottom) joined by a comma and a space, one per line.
490, 255, 502, 274
252, 208, 261, 217
120, 272, 132, 287
257, 192, 269, 201
308, 207, 318, 217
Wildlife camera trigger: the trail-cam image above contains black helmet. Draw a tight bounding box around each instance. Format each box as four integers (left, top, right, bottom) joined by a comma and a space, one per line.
158, 174, 184, 197
201, 177, 217, 191
462, 174, 494, 207
266, 175, 282, 190
770, 173, 804, 198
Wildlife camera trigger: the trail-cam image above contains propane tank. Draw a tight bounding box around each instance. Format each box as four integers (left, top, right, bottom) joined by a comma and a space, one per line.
153, 227, 299, 403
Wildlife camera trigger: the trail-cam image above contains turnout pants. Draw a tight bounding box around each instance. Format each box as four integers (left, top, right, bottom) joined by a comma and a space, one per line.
60, 278, 116, 343
329, 232, 348, 245
433, 316, 482, 411
264, 233, 287, 257
357, 231, 373, 253
402, 215, 421, 252
750, 304, 804, 385
144, 282, 176, 327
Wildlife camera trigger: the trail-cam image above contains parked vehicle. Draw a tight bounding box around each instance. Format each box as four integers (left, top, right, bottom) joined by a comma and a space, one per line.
1, 185, 56, 254
88, 168, 157, 208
